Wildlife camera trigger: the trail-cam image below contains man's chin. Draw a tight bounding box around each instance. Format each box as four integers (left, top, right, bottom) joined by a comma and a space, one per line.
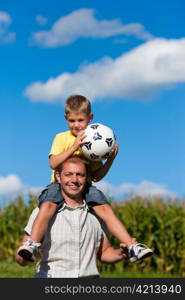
65, 190, 82, 199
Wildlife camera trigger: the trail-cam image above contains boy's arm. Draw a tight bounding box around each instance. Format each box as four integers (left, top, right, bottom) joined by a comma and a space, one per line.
91, 143, 118, 182
50, 131, 86, 169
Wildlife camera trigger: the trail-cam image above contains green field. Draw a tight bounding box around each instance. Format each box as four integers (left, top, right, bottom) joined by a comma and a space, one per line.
1, 196, 185, 278
0, 260, 181, 278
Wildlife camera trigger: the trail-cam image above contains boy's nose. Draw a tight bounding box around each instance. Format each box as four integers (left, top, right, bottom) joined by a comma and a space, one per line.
74, 122, 80, 128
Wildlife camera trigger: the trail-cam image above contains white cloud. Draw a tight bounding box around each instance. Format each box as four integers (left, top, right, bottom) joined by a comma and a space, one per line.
94, 180, 177, 200
0, 174, 176, 203
35, 15, 48, 26
0, 174, 42, 198
24, 38, 185, 103
0, 11, 16, 44
0, 174, 24, 195
30, 8, 153, 48
0, 11, 11, 23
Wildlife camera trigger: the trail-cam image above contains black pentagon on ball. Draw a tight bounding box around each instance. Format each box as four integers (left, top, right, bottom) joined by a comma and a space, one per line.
93, 132, 102, 141
90, 153, 99, 160
102, 152, 110, 159
105, 138, 113, 147
90, 124, 99, 130
84, 141, 92, 150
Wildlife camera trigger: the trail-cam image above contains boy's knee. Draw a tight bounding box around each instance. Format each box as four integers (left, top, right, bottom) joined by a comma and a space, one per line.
40, 201, 57, 211
92, 203, 113, 216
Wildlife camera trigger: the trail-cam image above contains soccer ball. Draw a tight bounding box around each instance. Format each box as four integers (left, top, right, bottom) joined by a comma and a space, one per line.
81, 123, 116, 161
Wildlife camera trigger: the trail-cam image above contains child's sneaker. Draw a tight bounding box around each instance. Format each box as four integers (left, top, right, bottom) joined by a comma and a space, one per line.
128, 243, 153, 262
17, 239, 41, 262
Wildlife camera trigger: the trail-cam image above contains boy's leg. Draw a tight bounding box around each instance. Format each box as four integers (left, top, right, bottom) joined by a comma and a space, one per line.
85, 184, 153, 262
92, 203, 134, 247
17, 202, 57, 262
93, 203, 153, 261
32, 182, 64, 242
18, 182, 63, 262
84, 184, 134, 247
30, 201, 57, 243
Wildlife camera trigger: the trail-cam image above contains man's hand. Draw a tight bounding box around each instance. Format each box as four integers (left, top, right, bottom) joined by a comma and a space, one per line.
120, 243, 129, 259
15, 252, 30, 267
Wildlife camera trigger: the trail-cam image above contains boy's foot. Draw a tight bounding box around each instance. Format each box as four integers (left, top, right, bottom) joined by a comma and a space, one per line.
17, 239, 41, 262
128, 243, 153, 262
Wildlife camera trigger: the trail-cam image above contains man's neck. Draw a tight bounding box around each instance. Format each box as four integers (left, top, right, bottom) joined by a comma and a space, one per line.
62, 193, 84, 208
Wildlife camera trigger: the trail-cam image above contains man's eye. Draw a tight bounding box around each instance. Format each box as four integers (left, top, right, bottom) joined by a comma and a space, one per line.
77, 174, 85, 177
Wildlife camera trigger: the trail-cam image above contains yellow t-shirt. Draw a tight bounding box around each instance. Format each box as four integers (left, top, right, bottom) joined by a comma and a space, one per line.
49, 131, 102, 183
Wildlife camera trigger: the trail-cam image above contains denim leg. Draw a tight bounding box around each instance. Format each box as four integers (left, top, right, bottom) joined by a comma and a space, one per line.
84, 183, 109, 205
38, 182, 64, 207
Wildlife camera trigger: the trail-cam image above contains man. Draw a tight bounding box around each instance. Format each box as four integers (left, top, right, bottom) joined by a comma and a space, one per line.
15, 156, 128, 278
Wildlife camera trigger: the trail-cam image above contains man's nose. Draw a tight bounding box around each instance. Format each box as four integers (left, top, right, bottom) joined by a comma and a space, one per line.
71, 174, 78, 182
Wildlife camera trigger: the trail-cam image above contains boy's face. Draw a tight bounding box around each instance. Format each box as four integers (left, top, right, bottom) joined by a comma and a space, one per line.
65, 112, 93, 136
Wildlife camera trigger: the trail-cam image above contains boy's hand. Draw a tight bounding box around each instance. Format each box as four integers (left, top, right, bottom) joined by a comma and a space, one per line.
107, 142, 118, 161
73, 131, 87, 150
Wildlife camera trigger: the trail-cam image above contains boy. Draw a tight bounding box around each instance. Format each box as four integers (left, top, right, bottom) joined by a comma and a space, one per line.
17, 95, 153, 263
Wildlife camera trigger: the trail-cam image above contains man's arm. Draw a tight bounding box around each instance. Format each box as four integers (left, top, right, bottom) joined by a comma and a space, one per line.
97, 234, 128, 263
91, 143, 118, 182
15, 234, 31, 266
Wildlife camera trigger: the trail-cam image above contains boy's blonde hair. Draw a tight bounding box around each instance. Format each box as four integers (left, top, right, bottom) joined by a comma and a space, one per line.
65, 95, 91, 115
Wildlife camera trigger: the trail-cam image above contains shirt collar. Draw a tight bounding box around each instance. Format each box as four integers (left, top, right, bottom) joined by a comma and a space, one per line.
59, 200, 88, 211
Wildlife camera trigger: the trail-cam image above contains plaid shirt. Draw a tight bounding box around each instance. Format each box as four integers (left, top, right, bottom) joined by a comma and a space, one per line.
25, 202, 105, 278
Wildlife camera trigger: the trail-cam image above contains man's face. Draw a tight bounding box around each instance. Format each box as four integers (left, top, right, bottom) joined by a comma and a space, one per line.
65, 112, 93, 136
56, 161, 87, 199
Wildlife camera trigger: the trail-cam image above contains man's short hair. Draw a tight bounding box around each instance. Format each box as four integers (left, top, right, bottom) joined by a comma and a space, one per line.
56, 156, 90, 174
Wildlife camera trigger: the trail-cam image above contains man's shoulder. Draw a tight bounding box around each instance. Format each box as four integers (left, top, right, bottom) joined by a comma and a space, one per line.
30, 207, 39, 218
88, 208, 108, 234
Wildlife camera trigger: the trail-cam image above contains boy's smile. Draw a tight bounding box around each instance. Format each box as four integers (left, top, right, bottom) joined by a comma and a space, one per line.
65, 112, 93, 136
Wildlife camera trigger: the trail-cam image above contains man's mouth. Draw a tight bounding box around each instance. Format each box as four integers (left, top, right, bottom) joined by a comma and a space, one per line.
68, 185, 80, 190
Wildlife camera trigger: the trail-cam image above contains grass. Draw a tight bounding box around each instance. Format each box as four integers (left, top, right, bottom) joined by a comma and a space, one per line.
0, 260, 35, 278
101, 271, 181, 278
0, 260, 181, 278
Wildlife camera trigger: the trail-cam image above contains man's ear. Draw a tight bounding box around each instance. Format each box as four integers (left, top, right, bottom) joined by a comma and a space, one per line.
55, 172, 61, 183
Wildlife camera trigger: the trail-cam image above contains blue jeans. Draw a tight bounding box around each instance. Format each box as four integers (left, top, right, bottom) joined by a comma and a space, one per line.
38, 182, 109, 207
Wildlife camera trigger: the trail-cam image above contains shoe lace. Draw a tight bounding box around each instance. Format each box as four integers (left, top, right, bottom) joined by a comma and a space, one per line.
24, 239, 41, 249
132, 243, 146, 256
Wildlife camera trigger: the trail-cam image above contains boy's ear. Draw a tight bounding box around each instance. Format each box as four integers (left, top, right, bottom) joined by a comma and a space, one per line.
89, 113, 93, 122
64, 114, 67, 120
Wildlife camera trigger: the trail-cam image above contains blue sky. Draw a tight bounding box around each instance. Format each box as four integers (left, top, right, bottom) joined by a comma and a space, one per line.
0, 0, 185, 202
